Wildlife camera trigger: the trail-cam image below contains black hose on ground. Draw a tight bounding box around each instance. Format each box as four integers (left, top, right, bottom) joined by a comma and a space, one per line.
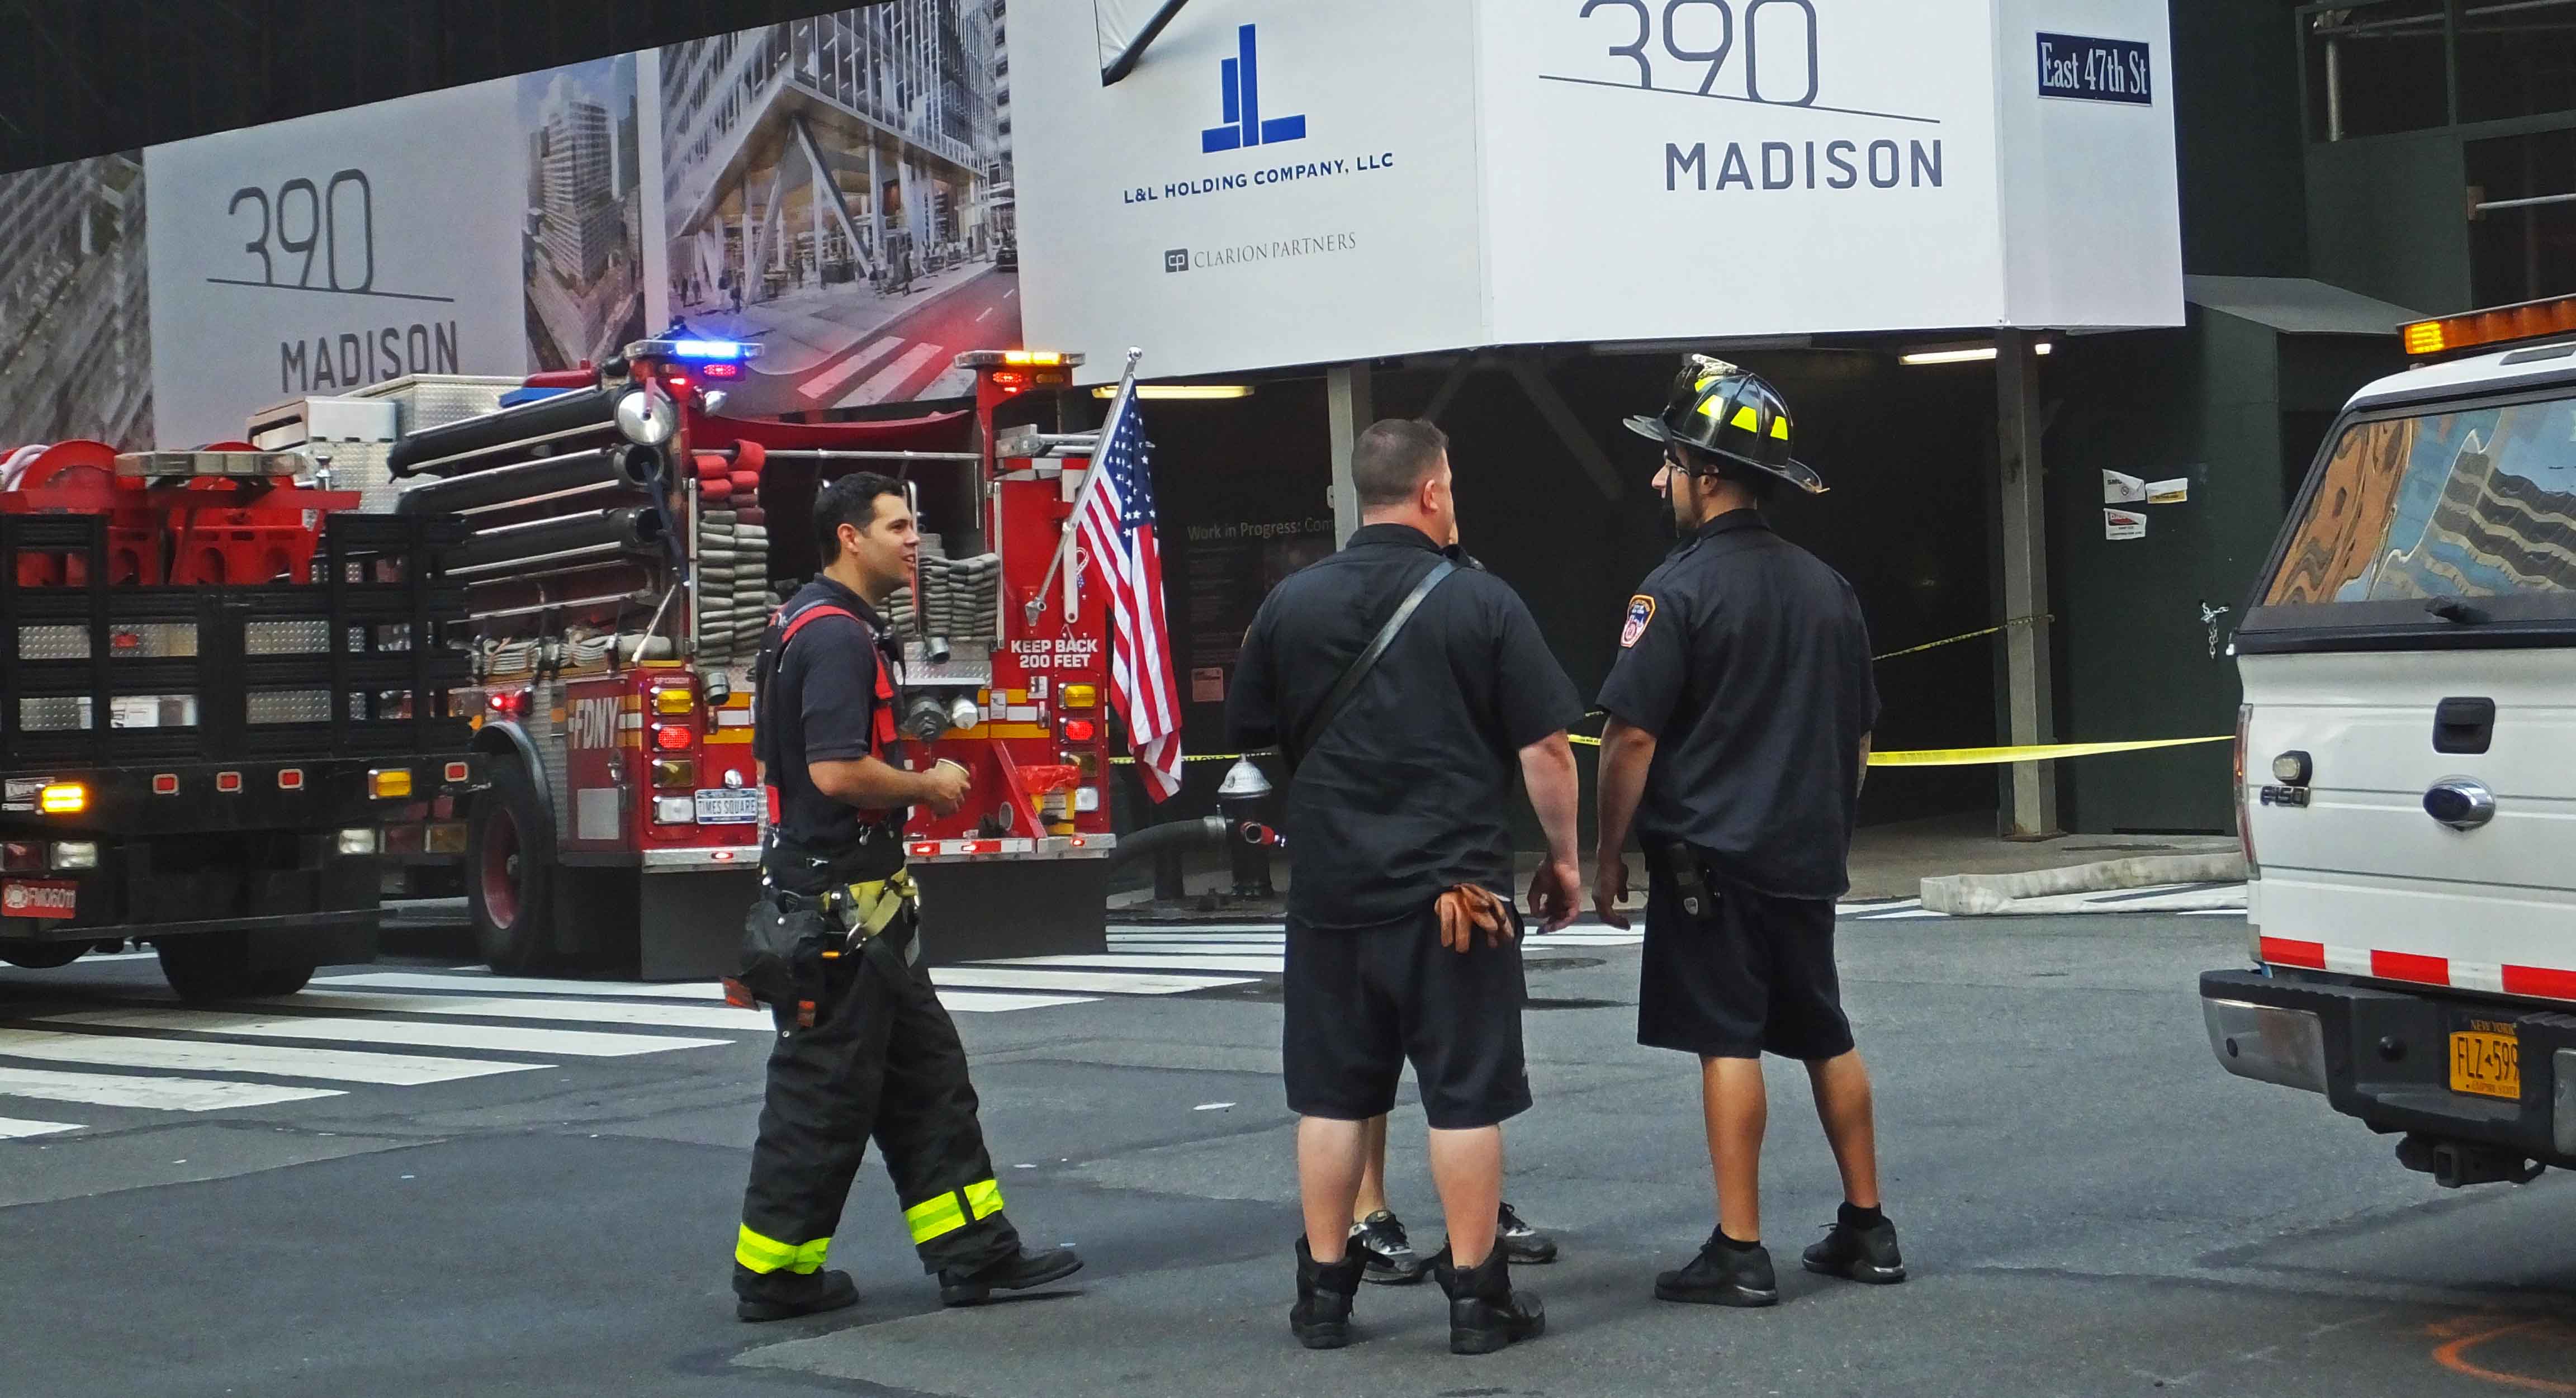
1103, 816, 1229, 874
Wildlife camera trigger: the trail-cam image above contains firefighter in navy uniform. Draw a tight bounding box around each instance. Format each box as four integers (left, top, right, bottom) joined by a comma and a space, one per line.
731, 470, 1081, 1322
1590, 359, 1906, 1311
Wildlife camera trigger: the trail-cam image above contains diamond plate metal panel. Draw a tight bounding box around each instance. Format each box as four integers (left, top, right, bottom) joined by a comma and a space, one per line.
19, 697, 88, 731
246, 620, 329, 655
247, 689, 333, 724
18, 625, 87, 661
357, 375, 520, 434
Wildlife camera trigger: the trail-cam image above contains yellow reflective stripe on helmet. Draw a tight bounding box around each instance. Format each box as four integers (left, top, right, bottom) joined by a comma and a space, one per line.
736, 1224, 803, 1274
1769, 415, 1791, 439
1730, 405, 1760, 432
965, 1178, 1005, 1220
793, 1236, 831, 1274
905, 1191, 970, 1243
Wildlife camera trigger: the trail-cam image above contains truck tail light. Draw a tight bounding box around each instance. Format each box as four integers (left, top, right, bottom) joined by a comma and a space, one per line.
653, 686, 694, 716
443, 761, 471, 783
2233, 705, 2259, 881
151, 774, 179, 795
653, 723, 694, 752
1061, 718, 1097, 744
653, 795, 694, 825
3, 842, 42, 871
369, 769, 413, 799
38, 783, 87, 815
50, 841, 97, 870
338, 828, 381, 856
652, 758, 696, 788
278, 769, 305, 790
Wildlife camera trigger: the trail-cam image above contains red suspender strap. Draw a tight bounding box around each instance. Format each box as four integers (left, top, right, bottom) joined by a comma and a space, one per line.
763, 604, 862, 824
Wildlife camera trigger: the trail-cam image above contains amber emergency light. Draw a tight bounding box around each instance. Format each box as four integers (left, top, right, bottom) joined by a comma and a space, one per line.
2402, 293, 2576, 358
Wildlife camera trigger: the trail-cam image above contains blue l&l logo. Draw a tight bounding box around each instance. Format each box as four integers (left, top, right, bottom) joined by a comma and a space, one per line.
1201, 25, 1305, 154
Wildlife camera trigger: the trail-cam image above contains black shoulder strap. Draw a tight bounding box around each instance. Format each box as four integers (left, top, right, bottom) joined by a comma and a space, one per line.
1290, 557, 1456, 769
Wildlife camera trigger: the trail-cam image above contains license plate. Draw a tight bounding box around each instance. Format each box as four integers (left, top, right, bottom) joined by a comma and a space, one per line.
1, 880, 77, 918
694, 788, 762, 824
2449, 1028, 2521, 1100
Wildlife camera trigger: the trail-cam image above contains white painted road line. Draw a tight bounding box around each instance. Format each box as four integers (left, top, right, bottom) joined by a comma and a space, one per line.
316, 972, 729, 1003
42, 1010, 729, 1059
243, 991, 771, 1030
0, 1115, 82, 1138
0, 1065, 340, 1112
252, 988, 1090, 1022
797, 335, 904, 400
846, 343, 946, 406
988, 954, 1288, 975
0, 1027, 548, 1085
929, 968, 1253, 996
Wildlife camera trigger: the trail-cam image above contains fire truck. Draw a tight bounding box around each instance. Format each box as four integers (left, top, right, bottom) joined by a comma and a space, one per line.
0, 439, 482, 999
253, 338, 1124, 977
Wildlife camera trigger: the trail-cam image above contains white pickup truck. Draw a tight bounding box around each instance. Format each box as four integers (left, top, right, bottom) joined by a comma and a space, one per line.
2204, 293, 2576, 1188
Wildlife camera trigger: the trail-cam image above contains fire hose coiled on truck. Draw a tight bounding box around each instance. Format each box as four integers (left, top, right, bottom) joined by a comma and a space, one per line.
693, 446, 774, 669
386, 387, 617, 479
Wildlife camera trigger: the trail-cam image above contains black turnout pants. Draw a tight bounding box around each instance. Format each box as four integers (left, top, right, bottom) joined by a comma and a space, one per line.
735, 908, 1019, 1286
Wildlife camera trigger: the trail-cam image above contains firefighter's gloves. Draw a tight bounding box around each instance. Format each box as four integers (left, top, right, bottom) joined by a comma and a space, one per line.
1436, 883, 1515, 954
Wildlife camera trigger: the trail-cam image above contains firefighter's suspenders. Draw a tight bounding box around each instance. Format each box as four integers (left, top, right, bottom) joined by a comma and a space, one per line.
757, 603, 900, 825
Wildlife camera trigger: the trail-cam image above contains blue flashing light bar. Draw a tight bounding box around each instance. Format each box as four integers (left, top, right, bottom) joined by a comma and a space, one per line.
669, 339, 750, 362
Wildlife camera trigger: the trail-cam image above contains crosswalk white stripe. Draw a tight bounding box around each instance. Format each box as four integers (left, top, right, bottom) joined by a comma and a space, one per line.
844, 343, 946, 406
1109, 925, 1287, 936
797, 335, 905, 400
0, 1065, 339, 1112
248, 988, 1089, 1022
987, 954, 1286, 974
0, 1115, 82, 1138
929, 968, 1252, 996
0, 1026, 547, 1085
316, 972, 728, 1002
41, 1010, 729, 1059
237, 991, 773, 1029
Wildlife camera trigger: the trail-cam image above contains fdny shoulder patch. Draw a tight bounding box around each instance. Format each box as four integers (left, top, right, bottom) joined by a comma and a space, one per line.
1620, 594, 1656, 648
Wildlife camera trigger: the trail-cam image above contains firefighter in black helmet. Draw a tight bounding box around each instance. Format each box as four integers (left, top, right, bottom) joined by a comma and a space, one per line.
1590, 357, 1907, 1310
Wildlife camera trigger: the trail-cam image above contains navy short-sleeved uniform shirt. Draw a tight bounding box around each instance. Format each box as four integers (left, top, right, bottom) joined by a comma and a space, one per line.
755, 577, 906, 894
1227, 524, 1585, 930
1597, 510, 1879, 900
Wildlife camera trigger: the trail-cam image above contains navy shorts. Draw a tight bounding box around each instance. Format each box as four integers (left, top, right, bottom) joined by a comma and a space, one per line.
1282, 902, 1532, 1130
1637, 864, 1854, 1061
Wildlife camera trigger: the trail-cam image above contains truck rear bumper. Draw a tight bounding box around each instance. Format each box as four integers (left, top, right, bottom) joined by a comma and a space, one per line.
2201, 968, 2576, 1172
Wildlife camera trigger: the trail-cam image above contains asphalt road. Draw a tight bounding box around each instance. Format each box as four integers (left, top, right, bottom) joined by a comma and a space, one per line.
690, 268, 1021, 418
2, 912, 2570, 1398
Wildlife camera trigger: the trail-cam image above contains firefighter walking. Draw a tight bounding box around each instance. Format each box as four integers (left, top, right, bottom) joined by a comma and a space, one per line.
731, 471, 1081, 1322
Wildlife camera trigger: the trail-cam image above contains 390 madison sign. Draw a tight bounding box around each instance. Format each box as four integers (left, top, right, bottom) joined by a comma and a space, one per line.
1016, 0, 2182, 383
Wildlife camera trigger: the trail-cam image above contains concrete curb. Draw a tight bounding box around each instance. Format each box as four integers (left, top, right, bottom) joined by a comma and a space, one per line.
1921, 852, 2249, 916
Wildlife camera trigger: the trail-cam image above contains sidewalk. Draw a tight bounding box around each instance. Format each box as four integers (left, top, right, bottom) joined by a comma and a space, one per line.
1107, 811, 2237, 918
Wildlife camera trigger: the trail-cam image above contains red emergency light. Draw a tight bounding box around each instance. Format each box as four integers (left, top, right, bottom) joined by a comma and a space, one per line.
653, 724, 694, 752
699, 362, 742, 380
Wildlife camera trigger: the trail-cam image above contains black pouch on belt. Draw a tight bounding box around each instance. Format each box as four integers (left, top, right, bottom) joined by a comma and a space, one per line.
735, 892, 839, 1025
1646, 841, 1722, 925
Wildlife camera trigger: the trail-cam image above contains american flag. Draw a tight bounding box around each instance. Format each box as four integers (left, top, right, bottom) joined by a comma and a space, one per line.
1076, 387, 1183, 800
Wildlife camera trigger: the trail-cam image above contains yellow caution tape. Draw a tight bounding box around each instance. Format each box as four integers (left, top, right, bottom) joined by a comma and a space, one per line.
1115, 734, 2231, 769
1862, 736, 2232, 767
1568, 732, 2231, 765
1873, 614, 2050, 663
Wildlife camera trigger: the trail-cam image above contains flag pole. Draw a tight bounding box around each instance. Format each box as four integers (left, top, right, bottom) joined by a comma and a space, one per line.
1026, 346, 1144, 625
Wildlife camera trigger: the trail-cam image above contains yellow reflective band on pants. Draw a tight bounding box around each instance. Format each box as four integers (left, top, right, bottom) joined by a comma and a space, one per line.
736, 1224, 831, 1275
904, 1178, 1007, 1245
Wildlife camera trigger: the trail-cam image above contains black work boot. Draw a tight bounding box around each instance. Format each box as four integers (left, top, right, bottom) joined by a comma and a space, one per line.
1432, 1245, 1545, 1356
936, 1244, 1085, 1307
1803, 1207, 1906, 1284
1654, 1230, 1779, 1307
734, 1266, 861, 1323
1290, 1236, 1367, 1349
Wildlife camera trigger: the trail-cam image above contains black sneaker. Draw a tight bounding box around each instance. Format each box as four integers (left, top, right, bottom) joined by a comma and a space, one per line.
1653, 1232, 1779, 1307
1803, 1214, 1906, 1284
735, 1268, 860, 1323
1497, 1201, 1558, 1265
1290, 1236, 1366, 1349
936, 1245, 1085, 1307
1349, 1210, 1426, 1285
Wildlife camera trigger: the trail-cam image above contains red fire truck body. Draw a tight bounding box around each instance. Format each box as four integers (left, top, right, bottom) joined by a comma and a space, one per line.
292, 341, 1121, 976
